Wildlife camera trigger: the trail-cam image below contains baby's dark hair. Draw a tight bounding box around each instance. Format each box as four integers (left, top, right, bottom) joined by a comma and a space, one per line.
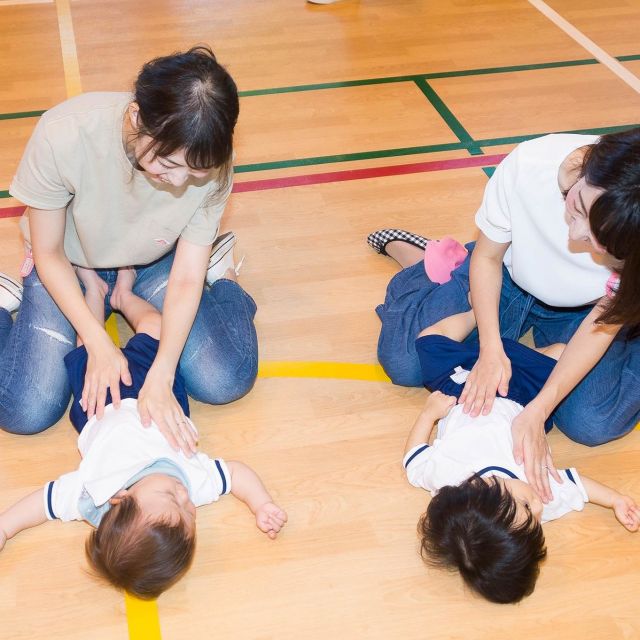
86, 495, 196, 599
419, 475, 546, 604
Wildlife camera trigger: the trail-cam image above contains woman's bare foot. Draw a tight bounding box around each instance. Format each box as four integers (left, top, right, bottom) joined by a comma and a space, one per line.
110, 267, 137, 311
385, 241, 425, 269
76, 266, 109, 299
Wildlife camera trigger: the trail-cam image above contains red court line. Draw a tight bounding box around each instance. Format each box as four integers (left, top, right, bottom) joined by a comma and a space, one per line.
232, 154, 506, 193
0, 205, 26, 219
0, 154, 506, 218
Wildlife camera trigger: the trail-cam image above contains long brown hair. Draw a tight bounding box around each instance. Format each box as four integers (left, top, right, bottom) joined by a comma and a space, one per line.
582, 128, 640, 337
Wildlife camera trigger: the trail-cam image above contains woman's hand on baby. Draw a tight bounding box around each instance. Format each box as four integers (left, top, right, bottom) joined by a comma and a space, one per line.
82, 335, 132, 420
459, 344, 512, 417
511, 404, 561, 502
612, 495, 640, 532
423, 391, 457, 420
255, 502, 288, 539
137, 368, 198, 457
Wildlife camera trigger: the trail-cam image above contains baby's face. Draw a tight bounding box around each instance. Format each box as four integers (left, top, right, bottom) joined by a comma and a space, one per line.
498, 477, 544, 523
127, 474, 197, 531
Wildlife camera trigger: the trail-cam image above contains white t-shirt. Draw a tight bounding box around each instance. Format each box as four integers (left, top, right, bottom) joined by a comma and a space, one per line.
43, 399, 230, 523
10, 92, 230, 268
475, 134, 611, 307
403, 399, 588, 523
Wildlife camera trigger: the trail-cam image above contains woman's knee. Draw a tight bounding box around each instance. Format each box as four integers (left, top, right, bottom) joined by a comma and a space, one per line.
185, 356, 258, 405
377, 348, 423, 387
553, 404, 636, 447
0, 399, 67, 435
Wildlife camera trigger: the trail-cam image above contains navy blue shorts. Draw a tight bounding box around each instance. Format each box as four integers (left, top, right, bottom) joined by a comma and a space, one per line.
415, 335, 556, 432
64, 333, 190, 433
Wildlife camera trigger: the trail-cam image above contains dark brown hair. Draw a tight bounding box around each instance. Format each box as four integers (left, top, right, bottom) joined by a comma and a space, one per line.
419, 475, 546, 604
133, 44, 239, 199
86, 495, 196, 599
581, 127, 640, 337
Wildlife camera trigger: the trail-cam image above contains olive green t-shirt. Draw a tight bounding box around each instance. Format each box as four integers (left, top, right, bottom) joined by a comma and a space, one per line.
10, 92, 229, 268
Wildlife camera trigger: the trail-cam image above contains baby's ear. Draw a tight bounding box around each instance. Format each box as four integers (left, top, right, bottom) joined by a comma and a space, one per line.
109, 490, 129, 505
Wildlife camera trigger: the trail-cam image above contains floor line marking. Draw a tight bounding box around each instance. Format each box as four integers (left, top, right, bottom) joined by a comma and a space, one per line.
54, 0, 82, 98
124, 593, 162, 640
3, 55, 640, 123
413, 78, 483, 156
258, 361, 391, 382
233, 154, 505, 193
528, 0, 640, 93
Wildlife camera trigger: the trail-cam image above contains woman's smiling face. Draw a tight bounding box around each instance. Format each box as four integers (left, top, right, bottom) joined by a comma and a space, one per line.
564, 177, 607, 253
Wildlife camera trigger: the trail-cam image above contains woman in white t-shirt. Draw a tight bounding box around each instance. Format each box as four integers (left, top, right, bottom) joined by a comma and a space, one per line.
370, 128, 640, 501
0, 46, 257, 441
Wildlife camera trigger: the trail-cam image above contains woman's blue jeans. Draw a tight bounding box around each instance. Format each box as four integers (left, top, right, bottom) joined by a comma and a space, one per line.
0, 250, 258, 435
376, 242, 640, 446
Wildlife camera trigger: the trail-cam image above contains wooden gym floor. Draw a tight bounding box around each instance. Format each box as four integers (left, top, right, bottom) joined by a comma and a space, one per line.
0, 1, 638, 638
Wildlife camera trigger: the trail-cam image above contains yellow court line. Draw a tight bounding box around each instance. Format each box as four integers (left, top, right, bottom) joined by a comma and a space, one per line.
124, 594, 162, 640
258, 360, 391, 382
54, 0, 82, 98
105, 313, 120, 345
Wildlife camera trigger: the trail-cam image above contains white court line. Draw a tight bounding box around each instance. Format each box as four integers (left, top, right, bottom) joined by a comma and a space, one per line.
528, 0, 640, 94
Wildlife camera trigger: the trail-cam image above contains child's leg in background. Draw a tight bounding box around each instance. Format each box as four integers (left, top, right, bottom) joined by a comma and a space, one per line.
376, 245, 475, 387
418, 309, 476, 342
110, 268, 161, 340
131, 250, 258, 405
0, 268, 75, 434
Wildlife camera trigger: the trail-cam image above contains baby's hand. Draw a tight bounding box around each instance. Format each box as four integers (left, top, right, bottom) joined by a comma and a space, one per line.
255, 502, 288, 539
423, 391, 457, 420
0, 527, 7, 552
612, 495, 640, 532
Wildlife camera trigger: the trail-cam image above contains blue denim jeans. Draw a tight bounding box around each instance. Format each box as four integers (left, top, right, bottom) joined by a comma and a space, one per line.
0, 250, 258, 434
376, 242, 640, 446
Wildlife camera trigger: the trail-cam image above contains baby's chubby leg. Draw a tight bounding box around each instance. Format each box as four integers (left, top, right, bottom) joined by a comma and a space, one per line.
534, 342, 566, 361
110, 268, 161, 339
418, 309, 477, 342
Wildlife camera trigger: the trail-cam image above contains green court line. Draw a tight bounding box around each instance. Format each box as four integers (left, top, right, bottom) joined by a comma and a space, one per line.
0, 109, 46, 121
233, 141, 467, 173
237, 54, 640, 97
1, 124, 637, 198
233, 123, 639, 174
1, 54, 639, 123
413, 78, 483, 156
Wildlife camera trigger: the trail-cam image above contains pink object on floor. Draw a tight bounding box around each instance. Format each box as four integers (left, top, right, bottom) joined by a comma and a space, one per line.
424, 237, 468, 284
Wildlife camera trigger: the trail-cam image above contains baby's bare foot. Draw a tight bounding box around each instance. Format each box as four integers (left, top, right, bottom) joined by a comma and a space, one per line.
76, 266, 108, 299
110, 267, 136, 310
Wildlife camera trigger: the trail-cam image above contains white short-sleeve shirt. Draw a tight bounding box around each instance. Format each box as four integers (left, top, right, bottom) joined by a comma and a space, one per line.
403, 399, 588, 523
43, 399, 230, 523
475, 134, 611, 307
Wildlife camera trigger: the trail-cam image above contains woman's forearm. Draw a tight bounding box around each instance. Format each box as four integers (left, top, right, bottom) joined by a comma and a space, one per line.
33, 250, 107, 346
529, 303, 619, 419
469, 234, 509, 351
29, 207, 107, 346
151, 238, 211, 376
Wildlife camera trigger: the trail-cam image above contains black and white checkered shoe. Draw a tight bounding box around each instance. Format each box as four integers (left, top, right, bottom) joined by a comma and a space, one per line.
367, 229, 429, 256
0, 273, 23, 313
